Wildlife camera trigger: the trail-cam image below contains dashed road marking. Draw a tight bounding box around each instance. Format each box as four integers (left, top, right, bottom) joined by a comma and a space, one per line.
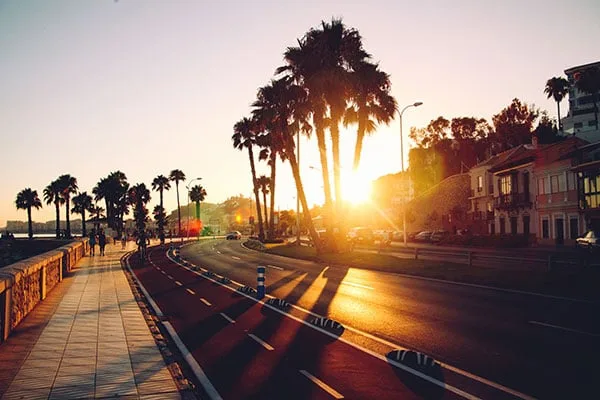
220, 313, 235, 323
200, 298, 212, 306
529, 321, 600, 337
341, 281, 374, 290
299, 370, 344, 399
167, 275, 174, 280
175, 280, 183, 286
186, 288, 195, 295
216, 250, 221, 254
231, 256, 241, 260
266, 264, 284, 271
248, 334, 274, 351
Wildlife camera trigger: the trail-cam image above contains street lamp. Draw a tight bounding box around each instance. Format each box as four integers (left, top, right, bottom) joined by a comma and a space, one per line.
399, 102, 423, 246
296, 129, 301, 246
186, 177, 202, 240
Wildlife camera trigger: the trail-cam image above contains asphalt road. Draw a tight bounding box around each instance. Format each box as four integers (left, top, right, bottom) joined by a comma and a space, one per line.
174, 238, 600, 399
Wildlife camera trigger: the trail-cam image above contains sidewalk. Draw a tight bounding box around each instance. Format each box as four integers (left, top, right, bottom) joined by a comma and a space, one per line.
0, 241, 183, 399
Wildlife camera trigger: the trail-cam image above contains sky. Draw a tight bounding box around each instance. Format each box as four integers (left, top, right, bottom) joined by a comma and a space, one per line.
1, 0, 599, 227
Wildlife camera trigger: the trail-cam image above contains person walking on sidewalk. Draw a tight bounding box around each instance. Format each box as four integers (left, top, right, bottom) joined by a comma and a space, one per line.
98, 230, 107, 256
89, 229, 97, 256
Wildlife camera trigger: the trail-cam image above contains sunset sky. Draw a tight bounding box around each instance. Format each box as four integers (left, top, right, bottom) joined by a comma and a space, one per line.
1, 0, 599, 227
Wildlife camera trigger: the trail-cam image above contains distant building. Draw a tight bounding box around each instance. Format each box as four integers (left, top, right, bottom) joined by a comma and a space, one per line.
561, 60, 600, 142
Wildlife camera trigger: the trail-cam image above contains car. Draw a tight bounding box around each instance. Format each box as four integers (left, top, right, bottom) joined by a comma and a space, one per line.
430, 230, 450, 243
347, 227, 374, 245
413, 231, 433, 242
576, 230, 600, 250
226, 231, 242, 240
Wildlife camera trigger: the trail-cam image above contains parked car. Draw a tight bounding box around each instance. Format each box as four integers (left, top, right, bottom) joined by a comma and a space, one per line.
430, 230, 451, 243
347, 227, 374, 245
576, 230, 600, 251
226, 231, 242, 240
413, 231, 433, 242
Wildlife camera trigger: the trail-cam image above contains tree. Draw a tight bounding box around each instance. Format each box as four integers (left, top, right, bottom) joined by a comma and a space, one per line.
544, 76, 570, 130
57, 174, 78, 238
15, 188, 42, 239
534, 112, 563, 144
491, 98, 539, 150
169, 169, 186, 238
43, 179, 64, 238
89, 204, 105, 232
345, 61, 397, 171
256, 175, 270, 232
189, 184, 207, 236
232, 117, 265, 241
574, 66, 600, 129
93, 171, 129, 237
153, 205, 167, 236
127, 183, 151, 240
152, 175, 171, 244
71, 192, 93, 237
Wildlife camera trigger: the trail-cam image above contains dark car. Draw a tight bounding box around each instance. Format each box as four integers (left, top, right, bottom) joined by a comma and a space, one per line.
226, 231, 242, 240
413, 231, 433, 242
347, 227, 374, 245
430, 230, 450, 243
576, 230, 600, 251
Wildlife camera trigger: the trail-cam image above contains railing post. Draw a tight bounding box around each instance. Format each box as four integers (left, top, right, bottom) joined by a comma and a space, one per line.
414, 248, 419, 260
468, 251, 473, 267
257, 266, 265, 299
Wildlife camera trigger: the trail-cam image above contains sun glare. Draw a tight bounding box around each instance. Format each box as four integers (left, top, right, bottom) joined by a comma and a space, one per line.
342, 170, 372, 205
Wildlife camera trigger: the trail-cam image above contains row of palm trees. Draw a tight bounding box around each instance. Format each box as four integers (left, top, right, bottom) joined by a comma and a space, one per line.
232, 18, 397, 253
15, 169, 207, 242
544, 65, 600, 130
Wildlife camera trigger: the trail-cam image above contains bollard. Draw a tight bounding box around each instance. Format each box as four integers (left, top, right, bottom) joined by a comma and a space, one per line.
257, 266, 266, 299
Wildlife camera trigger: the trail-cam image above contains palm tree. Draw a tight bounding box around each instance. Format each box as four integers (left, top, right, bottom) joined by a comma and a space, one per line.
346, 61, 397, 170
71, 192, 93, 237
189, 184, 207, 236
152, 175, 171, 244
43, 179, 64, 238
574, 66, 600, 129
15, 188, 42, 239
256, 175, 270, 231
57, 174, 78, 238
153, 205, 167, 235
89, 204, 105, 232
169, 169, 186, 238
93, 171, 129, 237
544, 76, 570, 130
232, 117, 265, 241
127, 183, 151, 248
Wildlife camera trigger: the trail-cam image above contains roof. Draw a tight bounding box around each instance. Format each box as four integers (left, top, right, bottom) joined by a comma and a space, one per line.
488, 145, 537, 173
564, 60, 600, 75
471, 146, 522, 169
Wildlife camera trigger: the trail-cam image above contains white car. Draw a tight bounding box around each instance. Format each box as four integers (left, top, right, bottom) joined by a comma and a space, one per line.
226, 231, 242, 240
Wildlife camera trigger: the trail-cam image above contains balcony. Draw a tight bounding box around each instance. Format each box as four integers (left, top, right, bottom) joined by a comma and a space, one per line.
470, 211, 495, 221
494, 192, 532, 210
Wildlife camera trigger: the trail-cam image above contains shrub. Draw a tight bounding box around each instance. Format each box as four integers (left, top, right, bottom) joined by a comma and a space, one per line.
244, 239, 267, 251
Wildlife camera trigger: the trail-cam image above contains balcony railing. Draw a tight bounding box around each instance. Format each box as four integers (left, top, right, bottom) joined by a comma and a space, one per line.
494, 192, 532, 210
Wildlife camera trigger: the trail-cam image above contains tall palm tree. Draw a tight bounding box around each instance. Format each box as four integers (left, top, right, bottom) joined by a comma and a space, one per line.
574, 66, 600, 129
544, 76, 570, 130
43, 179, 64, 238
127, 183, 151, 241
93, 171, 129, 237
189, 184, 207, 236
346, 61, 397, 170
153, 205, 167, 236
89, 204, 105, 231
57, 174, 78, 238
169, 169, 186, 238
15, 188, 42, 239
256, 175, 270, 231
232, 117, 265, 241
71, 192, 93, 237
152, 174, 171, 244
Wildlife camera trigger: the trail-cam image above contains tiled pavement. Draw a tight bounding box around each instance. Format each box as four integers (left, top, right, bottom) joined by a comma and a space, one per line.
0, 242, 182, 399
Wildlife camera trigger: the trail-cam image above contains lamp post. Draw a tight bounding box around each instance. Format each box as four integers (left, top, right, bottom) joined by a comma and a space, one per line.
296, 129, 301, 246
399, 102, 423, 246
186, 177, 202, 241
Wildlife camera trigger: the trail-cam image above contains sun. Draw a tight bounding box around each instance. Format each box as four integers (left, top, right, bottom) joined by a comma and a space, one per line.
341, 170, 372, 205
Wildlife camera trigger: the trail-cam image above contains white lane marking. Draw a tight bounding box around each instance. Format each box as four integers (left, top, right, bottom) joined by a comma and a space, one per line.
216, 250, 221, 254
186, 288, 195, 295
156, 267, 162, 271
266, 264, 284, 271
161, 270, 167, 275
299, 370, 344, 399
220, 313, 235, 323
231, 256, 241, 260
341, 281, 374, 290
200, 298, 212, 306
167, 275, 174, 280
175, 281, 183, 286
529, 321, 600, 337
248, 334, 274, 351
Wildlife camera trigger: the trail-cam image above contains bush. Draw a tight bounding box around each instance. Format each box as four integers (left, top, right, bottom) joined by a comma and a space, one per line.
263, 238, 285, 244
244, 239, 267, 251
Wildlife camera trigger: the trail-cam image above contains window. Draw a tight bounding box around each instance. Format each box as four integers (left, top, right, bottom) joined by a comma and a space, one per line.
542, 219, 549, 239
490, 223, 495, 235
523, 215, 530, 237
500, 175, 512, 195
550, 175, 559, 193
574, 122, 583, 129
510, 217, 517, 235
567, 172, 576, 191
570, 218, 579, 240
477, 176, 483, 192
583, 174, 600, 209
499, 217, 506, 234
538, 178, 545, 196
558, 174, 566, 192
589, 120, 598, 127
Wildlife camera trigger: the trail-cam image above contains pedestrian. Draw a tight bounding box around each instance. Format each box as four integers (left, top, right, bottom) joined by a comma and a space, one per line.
98, 230, 107, 256
121, 233, 127, 250
89, 229, 97, 256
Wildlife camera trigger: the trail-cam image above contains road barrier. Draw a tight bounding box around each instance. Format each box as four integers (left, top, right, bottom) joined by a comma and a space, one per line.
257, 266, 265, 299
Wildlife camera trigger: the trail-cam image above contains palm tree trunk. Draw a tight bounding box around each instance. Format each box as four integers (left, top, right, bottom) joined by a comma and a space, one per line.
176, 183, 181, 237
286, 142, 322, 253
352, 117, 366, 171
248, 147, 265, 241
262, 190, 268, 236
27, 207, 33, 239
314, 117, 335, 238
556, 101, 562, 131
269, 154, 276, 239
330, 119, 343, 221
55, 201, 60, 238
65, 198, 71, 238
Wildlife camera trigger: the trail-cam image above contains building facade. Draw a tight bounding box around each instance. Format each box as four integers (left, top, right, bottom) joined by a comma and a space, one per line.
561, 61, 600, 142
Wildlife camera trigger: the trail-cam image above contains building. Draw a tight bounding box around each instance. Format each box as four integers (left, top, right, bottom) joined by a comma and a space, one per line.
561, 61, 600, 142
571, 141, 600, 231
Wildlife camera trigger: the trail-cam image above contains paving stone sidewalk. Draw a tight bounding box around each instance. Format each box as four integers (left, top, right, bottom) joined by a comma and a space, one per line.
0, 241, 183, 399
